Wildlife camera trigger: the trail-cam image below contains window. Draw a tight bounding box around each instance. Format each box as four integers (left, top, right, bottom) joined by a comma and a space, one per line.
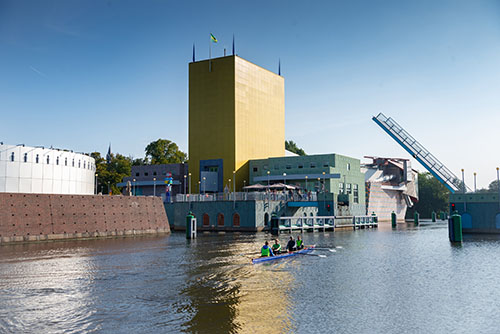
253, 167, 258, 172
46, 155, 50, 164
347, 163, 351, 171
274, 164, 279, 170
36, 154, 39, 163
72, 159, 75, 167
24, 153, 27, 163
144, 172, 149, 176
298, 164, 303, 169
83, 161, 86, 169
56, 157, 59, 165
286, 164, 292, 169
203, 213, 210, 226
233, 213, 240, 227
78, 160, 80, 168
10, 152, 14, 162
346, 183, 352, 194
353, 184, 359, 203
310, 162, 317, 168
217, 213, 225, 227
323, 162, 329, 167
136, 172, 140, 177
339, 183, 344, 194
153, 171, 157, 176
65, 158, 67, 166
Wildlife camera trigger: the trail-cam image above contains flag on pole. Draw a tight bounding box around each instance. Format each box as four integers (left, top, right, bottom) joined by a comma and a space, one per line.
210, 33, 218, 43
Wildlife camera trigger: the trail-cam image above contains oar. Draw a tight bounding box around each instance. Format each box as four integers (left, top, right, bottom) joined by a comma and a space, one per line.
313, 248, 337, 252
298, 253, 327, 258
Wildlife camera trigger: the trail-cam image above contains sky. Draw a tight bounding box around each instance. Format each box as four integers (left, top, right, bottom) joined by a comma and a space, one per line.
1, 0, 500, 188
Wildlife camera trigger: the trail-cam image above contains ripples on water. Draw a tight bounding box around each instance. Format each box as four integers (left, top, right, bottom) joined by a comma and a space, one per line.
2, 222, 500, 333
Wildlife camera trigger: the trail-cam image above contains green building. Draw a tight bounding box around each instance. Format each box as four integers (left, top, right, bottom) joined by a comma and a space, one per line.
249, 153, 366, 216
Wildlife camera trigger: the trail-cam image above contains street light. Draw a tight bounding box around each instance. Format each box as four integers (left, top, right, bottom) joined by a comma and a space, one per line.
153, 177, 157, 196
188, 173, 192, 194
198, 180, 201, 194
473, 172, 477, 192
233, 170, 236, 208
305, 175, 308, 191
202, 176, 206, 195
108, 181, 110, 195
133, 178, 136, 196
95, 173, 98, 195
283, 172, 287, 186
322, 171, 326, 209
267, 170, 270, 187
184, 175, 187, 197
228, 178, 231, 200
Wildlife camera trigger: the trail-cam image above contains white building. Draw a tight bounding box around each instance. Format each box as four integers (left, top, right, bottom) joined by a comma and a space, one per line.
0, 143, 95, 194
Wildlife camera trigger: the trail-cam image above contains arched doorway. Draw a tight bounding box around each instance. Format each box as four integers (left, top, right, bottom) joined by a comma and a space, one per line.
233, 213, 240, 227
217, 213, 224, 227
264, 213, 269, 226
203, 213, 210, 227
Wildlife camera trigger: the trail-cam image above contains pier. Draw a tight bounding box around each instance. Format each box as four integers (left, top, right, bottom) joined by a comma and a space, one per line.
274, 215, 378, 234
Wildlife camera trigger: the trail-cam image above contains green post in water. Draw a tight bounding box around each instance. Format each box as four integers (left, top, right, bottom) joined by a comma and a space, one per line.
449, 211, 463, 242
414, 211, 420, 226
186, 212, 194, 239
391, 211, 396, 228
432, 211, 436, 222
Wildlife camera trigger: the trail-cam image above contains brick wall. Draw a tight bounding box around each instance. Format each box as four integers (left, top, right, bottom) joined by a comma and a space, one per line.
0, 193, 170, 243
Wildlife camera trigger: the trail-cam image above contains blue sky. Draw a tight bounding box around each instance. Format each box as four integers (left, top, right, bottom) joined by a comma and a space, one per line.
1, 0, 500, 188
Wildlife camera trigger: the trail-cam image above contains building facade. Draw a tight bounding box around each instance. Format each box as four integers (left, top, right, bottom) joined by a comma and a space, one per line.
119, 163, 188, 200
189, 55, 285, 194
362, 157, 419, 221
0, 143, 95, 194
249, 153, 366, 216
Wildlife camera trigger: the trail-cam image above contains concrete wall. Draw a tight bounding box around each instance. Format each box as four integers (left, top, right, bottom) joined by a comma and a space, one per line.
165, 200, 318, 232
0, 193, 170, 243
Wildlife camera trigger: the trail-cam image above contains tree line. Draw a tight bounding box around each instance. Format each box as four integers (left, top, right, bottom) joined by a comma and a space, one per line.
91, 139, 186, 194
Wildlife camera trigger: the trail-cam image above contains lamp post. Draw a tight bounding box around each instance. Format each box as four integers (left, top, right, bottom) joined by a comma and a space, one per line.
461, 169, 465, 193
497, 167, 499, 209
305, 175, 308, 191
188, 173, 192, 194
153, 177, 157, 196
184, 175, 187, 197
95, 173, 98, 195
233, 170, 236, 208
267, 170, 270, 187
198, 181, 201, 194
283, 173, 286, 186
107, 181, 110, 195
322, 171, 326, 209
473, 172, 476, 192
133, 178, 136, 196
202, 176, 206, 196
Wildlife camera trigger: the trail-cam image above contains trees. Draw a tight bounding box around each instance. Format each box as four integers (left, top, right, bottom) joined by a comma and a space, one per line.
285, 140, 306, 156
407, 172, 450, 218
91, 152, 131, 195
145, 139, 187, 164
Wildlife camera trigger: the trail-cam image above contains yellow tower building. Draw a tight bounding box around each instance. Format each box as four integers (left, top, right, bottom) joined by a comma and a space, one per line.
189, 55, 285, 193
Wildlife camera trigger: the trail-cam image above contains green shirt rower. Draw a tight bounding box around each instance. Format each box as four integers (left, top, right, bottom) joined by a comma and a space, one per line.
271, 239, 281, 254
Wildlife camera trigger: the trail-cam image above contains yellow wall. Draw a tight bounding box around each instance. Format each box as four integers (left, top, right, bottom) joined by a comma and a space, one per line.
189, 55, 284, 192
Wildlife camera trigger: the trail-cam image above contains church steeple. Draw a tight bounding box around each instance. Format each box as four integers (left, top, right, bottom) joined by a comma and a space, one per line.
106, 143, 112, 164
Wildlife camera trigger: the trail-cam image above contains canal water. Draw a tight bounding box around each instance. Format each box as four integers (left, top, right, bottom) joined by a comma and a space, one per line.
1, 222, 500, 333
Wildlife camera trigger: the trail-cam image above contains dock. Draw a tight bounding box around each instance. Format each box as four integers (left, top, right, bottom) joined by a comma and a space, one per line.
275, 215, 378, 234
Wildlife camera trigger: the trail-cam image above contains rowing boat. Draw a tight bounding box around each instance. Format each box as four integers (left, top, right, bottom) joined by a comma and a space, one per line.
251, 246, 316, 264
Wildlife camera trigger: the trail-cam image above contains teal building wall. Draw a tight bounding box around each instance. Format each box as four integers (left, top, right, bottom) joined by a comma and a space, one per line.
450, 192, 500, 234
249, 154, 366, 216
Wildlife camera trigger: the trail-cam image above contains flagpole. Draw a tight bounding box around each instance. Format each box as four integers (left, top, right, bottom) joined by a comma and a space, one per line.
209, 33, 212, 72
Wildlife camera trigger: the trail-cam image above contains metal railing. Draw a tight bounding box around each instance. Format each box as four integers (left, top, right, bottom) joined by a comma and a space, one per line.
174, 191, 318, 203
373, 112, 467, 193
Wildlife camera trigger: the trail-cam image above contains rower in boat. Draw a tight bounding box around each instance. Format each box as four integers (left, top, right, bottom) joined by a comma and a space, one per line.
271, 239, 282, 254
286, 236, 296, 253
296, 235, 304, 250
261, 241, 275, 257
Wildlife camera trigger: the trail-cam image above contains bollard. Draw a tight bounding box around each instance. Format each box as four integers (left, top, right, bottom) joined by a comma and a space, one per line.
391, 211, 397, 228
186, 212, 197, 239
414, 211, 420, 226
448, 211, 462, 242
439, 211, 444, 220
432, 211, 436, 222
371, 212, 378, 226
270, 215, 280, 235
